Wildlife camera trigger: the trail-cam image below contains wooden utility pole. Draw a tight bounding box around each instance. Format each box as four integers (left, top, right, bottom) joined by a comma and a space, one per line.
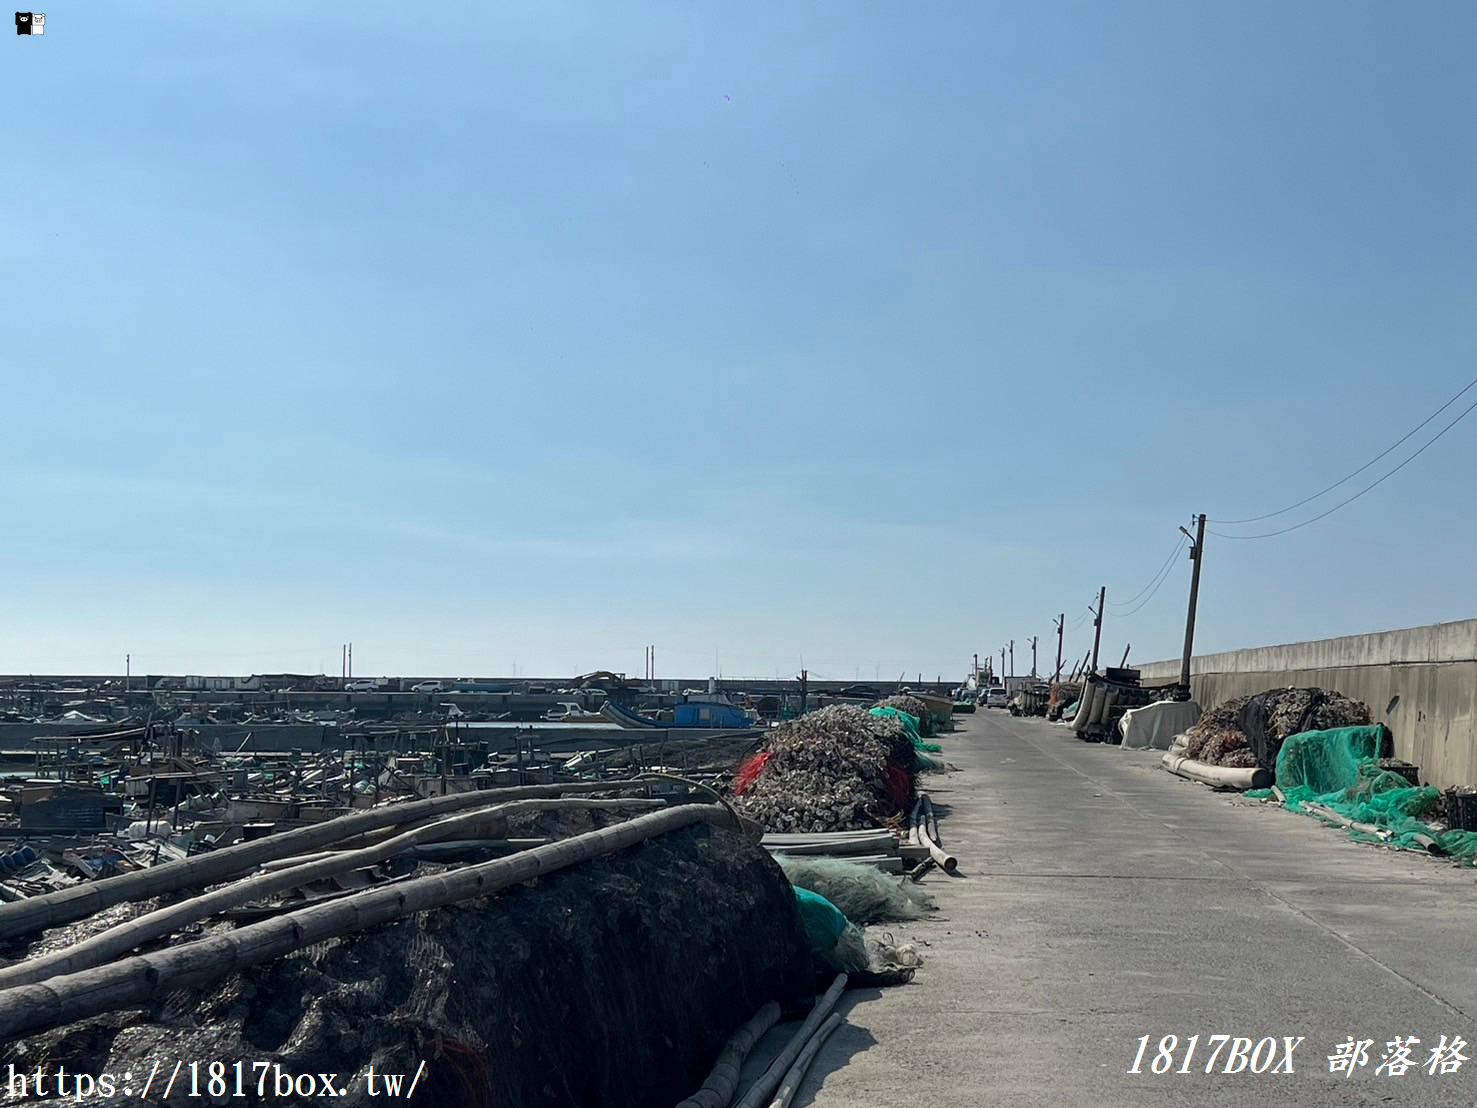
1090, 586, 1106, 674
1053, 614, 1064, 681
1179, 513, 1207, 690
1030, 636, 1038, 678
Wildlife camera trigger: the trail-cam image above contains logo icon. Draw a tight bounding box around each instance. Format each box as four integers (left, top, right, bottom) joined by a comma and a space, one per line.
15, 11, 43, 35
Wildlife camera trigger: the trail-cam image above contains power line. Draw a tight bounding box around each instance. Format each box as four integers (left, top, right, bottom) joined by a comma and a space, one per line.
1210, 374, 1477, 525
1065, 601, 1096, 630
1110, 539, 1186, 617
1210, 393, 1477, 540
1108, 535, 1188, 611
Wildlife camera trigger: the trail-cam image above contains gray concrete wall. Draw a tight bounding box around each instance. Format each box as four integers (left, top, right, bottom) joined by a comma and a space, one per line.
1138, 619, 1477, 788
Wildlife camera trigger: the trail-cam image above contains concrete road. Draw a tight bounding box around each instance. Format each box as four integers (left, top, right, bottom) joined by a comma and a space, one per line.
784, 710, 1477, 1106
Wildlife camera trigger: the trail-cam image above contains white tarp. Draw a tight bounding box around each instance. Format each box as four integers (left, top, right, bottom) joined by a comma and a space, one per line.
1119, 700, 1202, 750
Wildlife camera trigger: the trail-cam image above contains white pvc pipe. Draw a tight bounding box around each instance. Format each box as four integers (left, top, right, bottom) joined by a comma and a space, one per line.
1161, 752, 1271, 790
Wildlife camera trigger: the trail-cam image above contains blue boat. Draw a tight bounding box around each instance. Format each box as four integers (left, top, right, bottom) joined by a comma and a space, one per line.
600, 692, 759, 730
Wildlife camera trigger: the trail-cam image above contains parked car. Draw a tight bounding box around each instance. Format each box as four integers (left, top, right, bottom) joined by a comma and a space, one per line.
410, 680, 445, 693
985, 686, 1008, 708
344, 680, 379, 692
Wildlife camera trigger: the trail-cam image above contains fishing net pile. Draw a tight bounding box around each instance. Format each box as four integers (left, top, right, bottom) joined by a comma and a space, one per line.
2, 824, 812, 1108
733, 705, 917, 833
1247, 726, 1477, 862
1183, 688, 1371, 769
875, 695, 933, 735
777, 856, 935, 923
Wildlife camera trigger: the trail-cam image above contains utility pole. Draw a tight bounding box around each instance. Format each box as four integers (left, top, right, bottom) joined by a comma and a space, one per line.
1030, 636, 1038, 679
1000, 648, 1005, 684
799, 669, 808, 715
125, 654, 130, 693
1090, 586, 1106, 674
1053, 614, 1064, 682
348, 642, 353, 680
1179, 513, 1207, 690
1008, 640, 1014, 680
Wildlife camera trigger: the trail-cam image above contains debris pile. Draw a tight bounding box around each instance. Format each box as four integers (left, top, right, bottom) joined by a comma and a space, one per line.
734, 706, 916, 833
1184, 688, 1372, 769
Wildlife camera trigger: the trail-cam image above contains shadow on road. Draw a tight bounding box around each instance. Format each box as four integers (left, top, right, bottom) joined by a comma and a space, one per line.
790, 987, 884, 1106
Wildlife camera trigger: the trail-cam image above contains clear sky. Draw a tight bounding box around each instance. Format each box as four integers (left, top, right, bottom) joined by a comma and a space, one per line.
5, 2, 1476, 681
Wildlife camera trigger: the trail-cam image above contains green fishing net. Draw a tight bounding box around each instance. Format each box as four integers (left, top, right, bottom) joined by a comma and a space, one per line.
1248, 725, 1477, 861
869, 707, 942, 753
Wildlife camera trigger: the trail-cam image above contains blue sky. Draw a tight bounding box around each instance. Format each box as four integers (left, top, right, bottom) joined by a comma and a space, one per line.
5, 2, 1476, 680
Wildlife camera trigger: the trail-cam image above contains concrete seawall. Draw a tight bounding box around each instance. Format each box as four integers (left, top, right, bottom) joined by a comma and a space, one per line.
1137, 619, 1477, 788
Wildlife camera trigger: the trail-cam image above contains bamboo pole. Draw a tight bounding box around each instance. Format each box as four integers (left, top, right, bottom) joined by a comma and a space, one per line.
0, 780, 651, 940
0, 797, 664, 990
767, 1012, 843, 1108
0, 804, 722, 1041
912, 795, 955, 873
733, 974, 847, 1108
674, 1001, 782, 1108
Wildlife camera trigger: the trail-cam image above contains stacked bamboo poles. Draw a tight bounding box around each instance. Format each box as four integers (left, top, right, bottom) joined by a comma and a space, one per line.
674, 1001, 782, 1108
732, 974, 848, 1108
0, 796, 666, 989
766, 1013, 843, 1108
0, 804, 726, 1041
0, 779, 655, 940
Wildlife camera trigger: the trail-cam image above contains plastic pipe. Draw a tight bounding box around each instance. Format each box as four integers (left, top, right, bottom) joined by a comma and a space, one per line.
1160, 752, 1271, 791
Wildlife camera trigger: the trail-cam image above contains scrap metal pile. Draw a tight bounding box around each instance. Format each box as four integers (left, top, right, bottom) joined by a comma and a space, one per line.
1184, 687, 1372, 769
733, 705, 917, 833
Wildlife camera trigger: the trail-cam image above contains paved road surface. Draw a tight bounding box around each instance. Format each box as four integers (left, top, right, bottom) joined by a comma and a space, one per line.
764, 709, 1477, 1106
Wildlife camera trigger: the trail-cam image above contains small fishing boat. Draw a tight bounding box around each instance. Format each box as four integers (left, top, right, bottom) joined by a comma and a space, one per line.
542, 702, 606, 723
600, 693, 759, 730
